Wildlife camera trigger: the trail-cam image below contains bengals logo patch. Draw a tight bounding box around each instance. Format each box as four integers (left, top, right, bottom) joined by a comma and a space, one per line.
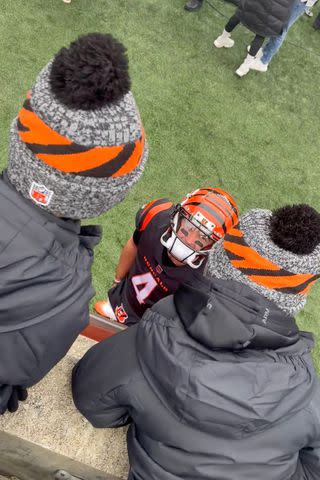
115, 304, 128, 324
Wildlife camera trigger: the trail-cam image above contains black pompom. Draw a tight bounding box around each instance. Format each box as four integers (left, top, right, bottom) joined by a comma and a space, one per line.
270, 204, 320, 255
50, 33, 131, 110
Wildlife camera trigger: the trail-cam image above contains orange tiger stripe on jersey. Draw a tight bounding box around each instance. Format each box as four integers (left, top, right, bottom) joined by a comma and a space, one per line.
224, 226, 318, 294
140, 202, 173, 232
17, 94, 145, 178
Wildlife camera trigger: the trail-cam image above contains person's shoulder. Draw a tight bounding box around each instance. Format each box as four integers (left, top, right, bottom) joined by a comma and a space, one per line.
135, 198, 174, 232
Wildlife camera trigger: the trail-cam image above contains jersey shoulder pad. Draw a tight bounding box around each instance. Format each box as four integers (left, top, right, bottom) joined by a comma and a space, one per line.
136, 198, 174, 231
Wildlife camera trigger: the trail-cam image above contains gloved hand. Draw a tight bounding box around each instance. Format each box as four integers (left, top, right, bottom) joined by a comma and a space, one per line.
0, 385, 28, 415
7, 386, 28, 413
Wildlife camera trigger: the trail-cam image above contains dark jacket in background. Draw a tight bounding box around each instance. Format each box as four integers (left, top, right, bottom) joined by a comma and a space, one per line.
0, 172, 101, 411
237, 0, 297, 36
72, 276, 320, 480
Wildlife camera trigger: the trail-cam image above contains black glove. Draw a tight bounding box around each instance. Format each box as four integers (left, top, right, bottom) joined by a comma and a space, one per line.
8, 386, 28, 413
0, 385, 28, 414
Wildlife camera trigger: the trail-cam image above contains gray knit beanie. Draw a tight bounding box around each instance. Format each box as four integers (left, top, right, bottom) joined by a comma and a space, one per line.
206, 208, 320, 316
7, 33, 148, 219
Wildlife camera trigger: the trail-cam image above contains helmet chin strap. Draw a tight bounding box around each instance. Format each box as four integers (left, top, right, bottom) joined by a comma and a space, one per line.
160, 229, 205, 269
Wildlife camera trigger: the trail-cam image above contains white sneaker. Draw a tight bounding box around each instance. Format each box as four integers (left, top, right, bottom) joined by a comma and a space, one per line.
63, 0, 72, 3
249, 58, 268, 72
214, 31, 235, 49
235, 54, 255, 77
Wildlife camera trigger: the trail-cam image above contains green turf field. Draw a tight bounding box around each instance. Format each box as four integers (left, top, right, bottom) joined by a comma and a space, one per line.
1, 0, 319, 367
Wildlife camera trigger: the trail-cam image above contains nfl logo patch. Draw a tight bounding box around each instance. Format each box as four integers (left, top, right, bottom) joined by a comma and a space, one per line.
29, 182, 53, 206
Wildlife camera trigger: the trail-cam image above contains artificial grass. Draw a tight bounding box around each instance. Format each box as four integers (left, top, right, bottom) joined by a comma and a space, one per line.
0, 0, 319, 366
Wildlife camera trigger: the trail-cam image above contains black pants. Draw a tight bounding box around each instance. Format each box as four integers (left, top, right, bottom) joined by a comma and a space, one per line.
225, 13, 265, 56
314, 12, 320, 29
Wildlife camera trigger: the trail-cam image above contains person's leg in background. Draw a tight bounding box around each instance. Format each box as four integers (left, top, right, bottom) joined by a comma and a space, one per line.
305, 0, 318, 17
184, 0, 204, 11
314, 10, 320, 27
214, 13, 240, 47
235, 34, 265, 76
253, 0, 306, 70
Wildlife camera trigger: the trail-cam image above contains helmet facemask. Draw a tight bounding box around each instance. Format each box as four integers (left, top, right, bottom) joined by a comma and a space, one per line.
161, 187, 239, 269
160, 207, 215, 269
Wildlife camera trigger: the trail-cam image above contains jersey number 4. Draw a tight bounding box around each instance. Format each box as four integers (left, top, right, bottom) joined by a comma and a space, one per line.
132, 272, 157, 304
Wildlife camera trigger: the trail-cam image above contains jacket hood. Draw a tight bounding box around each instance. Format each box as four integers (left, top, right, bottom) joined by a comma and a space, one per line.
137, 277, 316, 438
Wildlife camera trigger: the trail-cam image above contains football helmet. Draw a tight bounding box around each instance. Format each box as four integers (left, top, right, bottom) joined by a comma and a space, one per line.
161, 188, 239, 268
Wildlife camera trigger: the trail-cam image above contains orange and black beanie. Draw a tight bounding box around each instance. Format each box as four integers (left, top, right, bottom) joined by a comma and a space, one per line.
206, 208, 320, 316
7, 33, 148, 219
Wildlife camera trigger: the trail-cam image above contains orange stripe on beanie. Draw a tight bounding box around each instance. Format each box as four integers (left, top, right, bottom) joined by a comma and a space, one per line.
17, 94, 145, 178
224, 226, 319, 295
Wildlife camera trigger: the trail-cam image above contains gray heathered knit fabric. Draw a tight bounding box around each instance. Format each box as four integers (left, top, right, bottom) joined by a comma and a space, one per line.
206, 209, 320, 316
7, 61, 147, 219
8, 121, 148, 219
31, 62, 142, 146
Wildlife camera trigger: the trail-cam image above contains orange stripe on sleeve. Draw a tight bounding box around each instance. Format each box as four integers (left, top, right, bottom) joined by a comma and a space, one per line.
140, 199, 157, 218
140, 202, 173, 231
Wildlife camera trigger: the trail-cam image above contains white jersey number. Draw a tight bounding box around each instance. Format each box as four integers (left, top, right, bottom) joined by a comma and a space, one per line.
132, 272, 157, 304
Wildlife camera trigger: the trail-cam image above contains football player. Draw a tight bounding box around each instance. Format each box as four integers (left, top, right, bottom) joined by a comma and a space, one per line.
95, 188, 239, 325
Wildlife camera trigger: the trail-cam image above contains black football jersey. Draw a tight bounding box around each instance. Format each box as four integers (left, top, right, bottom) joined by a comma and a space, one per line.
108, 198, 205, 325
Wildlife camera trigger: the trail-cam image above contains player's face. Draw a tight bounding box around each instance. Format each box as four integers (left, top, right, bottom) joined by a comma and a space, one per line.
176, 217, 214, 251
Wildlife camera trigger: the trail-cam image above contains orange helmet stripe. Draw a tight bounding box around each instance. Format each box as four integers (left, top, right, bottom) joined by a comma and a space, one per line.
195, 187, 239, 223
180, 188, 239, 241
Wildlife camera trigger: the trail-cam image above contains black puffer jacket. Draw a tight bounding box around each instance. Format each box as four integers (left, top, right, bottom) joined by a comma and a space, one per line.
0, 172, 101, 411
73, 275, 320, 480
237, 0, 297, 36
